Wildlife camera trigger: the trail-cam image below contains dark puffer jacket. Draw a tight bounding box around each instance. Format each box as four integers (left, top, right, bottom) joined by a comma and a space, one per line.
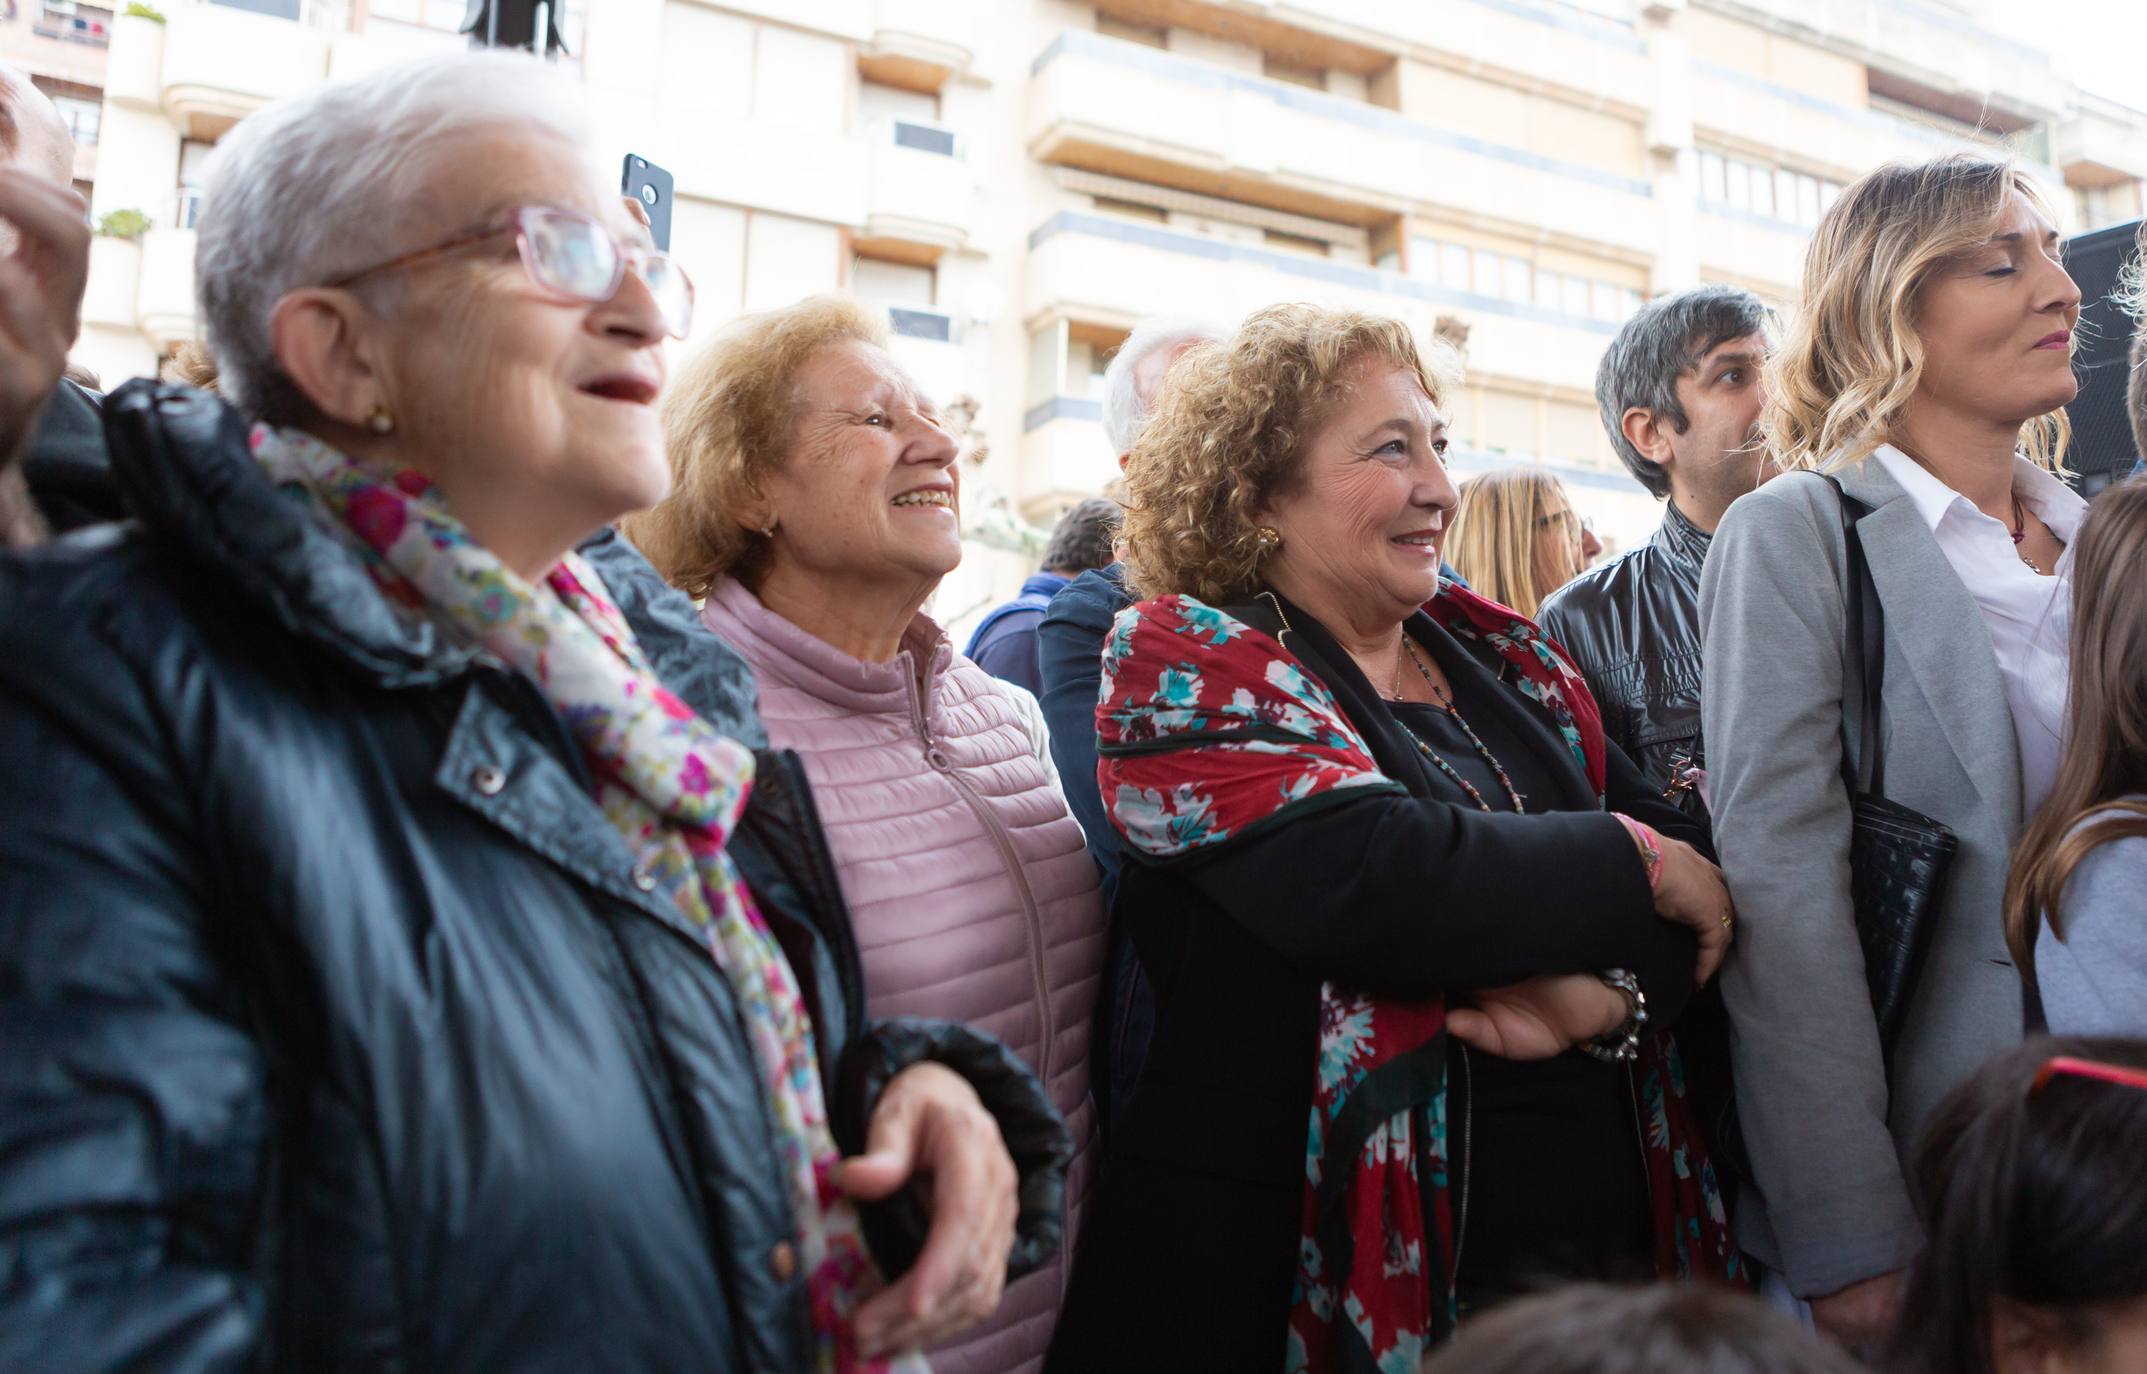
1536, 500, 1712, 818
0, 383, 1069, 1374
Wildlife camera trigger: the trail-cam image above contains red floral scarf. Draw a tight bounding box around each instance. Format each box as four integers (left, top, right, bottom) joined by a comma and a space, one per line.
1096, 584, 1739, 1373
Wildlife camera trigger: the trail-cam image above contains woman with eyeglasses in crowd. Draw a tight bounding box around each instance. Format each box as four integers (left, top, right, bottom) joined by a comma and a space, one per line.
627, 295, 1106, 1374
0, 53, 1069, 1372
1889, 1037, 2147, 1374
1443, 468, 1601, 618
1701, 152, 2083, 1353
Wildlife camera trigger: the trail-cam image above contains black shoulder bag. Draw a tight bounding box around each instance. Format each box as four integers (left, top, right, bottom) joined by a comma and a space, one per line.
1820, 475, 1960, 1065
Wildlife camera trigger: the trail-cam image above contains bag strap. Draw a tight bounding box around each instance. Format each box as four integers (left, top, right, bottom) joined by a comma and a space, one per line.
1820, 474, 1885, 798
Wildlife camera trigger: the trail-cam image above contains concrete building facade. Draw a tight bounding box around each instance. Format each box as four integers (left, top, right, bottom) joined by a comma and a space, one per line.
34, 0, 2147, 616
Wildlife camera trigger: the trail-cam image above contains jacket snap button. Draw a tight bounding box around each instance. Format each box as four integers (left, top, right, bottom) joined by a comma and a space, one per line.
769, 1240, 797, 1283
471, 764, 506, 796
630, 862, 658, 892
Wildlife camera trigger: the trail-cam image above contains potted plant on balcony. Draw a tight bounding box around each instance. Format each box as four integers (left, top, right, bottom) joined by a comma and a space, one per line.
94, 208, 154, 241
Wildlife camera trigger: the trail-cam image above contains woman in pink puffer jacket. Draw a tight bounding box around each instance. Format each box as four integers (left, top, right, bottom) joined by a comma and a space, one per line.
627, 296, 1105, 1374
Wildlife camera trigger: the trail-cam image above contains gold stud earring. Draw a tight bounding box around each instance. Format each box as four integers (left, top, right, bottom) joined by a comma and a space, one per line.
1255, 525, 1283, 553
366, 404, 395, 435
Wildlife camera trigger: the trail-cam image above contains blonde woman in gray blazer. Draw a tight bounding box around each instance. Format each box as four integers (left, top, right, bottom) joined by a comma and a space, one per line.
1699, 154, 2082, 1357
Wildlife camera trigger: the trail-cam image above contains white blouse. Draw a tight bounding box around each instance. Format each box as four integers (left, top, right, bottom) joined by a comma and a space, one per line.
1870, 444, 2083, 818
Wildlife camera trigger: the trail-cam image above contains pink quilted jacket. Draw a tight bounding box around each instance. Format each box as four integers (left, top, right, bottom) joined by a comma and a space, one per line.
702, 579, 1104, 1374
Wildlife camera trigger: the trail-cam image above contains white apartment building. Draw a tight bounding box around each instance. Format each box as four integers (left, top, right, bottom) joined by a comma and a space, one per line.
50, 0, 2147, 620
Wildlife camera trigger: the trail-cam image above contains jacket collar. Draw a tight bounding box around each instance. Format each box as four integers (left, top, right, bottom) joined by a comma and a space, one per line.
1869, 442, 2085, 546
700, 576, 953, 719
1019, 570, 1074, 600
101, 381, 761, 738
1230, 589, 1596, 813
105, 380, 477, 687
1655, 499, 1713, 570
1800, 458, 2022, 823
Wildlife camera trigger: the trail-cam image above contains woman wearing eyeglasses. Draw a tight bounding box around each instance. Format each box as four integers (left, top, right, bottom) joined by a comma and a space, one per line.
0, 53, 1069, 1373
627, 296, 1107, 1374
1443, 468, 1600, 618
1890, 1037, 2147, 1374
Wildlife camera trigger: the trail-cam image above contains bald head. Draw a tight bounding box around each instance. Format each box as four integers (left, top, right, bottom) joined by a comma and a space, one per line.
0, 64, 76, 186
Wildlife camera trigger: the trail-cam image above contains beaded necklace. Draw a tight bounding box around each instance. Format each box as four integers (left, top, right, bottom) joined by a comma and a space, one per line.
1391, 637, 1526, 814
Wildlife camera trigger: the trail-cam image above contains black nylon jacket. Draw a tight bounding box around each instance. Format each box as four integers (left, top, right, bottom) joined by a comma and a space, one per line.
1536, 501, 1712, 819
0, 383, 1069, 1374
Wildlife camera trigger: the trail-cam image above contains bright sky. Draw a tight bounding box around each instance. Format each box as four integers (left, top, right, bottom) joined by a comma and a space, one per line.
1993, 0, 2147, 112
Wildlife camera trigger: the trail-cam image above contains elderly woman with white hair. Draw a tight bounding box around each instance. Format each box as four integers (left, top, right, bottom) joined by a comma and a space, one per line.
0, 53, 1069, 1373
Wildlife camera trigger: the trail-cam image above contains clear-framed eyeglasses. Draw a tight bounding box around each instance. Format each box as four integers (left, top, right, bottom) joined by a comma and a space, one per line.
326, 204, 694, 340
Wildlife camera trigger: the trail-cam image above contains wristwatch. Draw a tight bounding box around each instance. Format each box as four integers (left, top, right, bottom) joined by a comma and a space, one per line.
1581, 969, 1648, 1063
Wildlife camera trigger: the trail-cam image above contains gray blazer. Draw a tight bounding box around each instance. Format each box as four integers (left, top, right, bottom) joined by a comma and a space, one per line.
1699, 460, 2025, 1298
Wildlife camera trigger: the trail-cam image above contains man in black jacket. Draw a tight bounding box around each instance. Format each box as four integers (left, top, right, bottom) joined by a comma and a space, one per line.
1537, 285, 1772, 817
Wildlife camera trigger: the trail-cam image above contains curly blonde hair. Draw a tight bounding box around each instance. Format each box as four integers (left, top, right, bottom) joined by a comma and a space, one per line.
624, 295, 888, 598
1120, 303, 1459, 603
1443, 468, 1573, 619
1764, 153, 2069, 474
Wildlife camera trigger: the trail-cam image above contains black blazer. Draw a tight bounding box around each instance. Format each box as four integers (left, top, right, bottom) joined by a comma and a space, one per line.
1046, 590, 1706, 1373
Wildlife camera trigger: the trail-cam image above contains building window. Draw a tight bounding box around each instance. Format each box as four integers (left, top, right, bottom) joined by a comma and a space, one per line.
176, 139, 215, 229
1262, 54, 1327, 90
852, 255, 950, 341
859, 80, 938, 128
1499, 254, 1531, 304
206, 0, 302, 16
49, 94, 100, 147
366, 0, 466, 28
1093, 195, 1167, 224
36, 0, 114, 45
1747, 165, 1773, 218
1698, 147, 1843, 228
1096, 15, 1166, 48
1437, 243, 1470, 291
1264, 228, 1329, 257
859, 80, 953, 156
1699, 152, 1726, 205
1468, 248, 1501, 296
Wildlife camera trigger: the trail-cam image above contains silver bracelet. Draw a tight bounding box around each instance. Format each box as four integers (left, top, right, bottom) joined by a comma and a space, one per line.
1580, 968, 1648, 1063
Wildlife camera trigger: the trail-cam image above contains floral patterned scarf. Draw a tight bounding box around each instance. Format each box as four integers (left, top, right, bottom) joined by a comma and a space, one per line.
253, 426, 921, 1374
1096, 584, 1738, 1374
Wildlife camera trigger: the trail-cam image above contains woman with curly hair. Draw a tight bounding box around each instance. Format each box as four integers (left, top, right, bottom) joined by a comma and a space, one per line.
1043, 304, 1741, 1374
1698, 153, 2082, 1354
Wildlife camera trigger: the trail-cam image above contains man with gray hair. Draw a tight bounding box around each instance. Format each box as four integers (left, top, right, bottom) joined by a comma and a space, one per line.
1536, 283, 1772, 813
0, 62, 96, 546
1036, 315, 1221, 1132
